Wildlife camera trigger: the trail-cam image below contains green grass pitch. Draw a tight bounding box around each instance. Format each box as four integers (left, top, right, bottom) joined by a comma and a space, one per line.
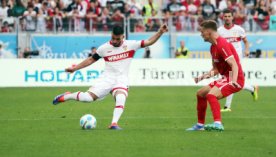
0, 86, 275, 157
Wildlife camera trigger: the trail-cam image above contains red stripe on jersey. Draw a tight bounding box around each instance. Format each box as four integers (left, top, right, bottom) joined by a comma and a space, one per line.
224, 37, 241, 43
103, 50, 135, 62
112, 87, 128, 93
141, 40, 145, 48
76, 92, 81, 101
115, 105, 124, 109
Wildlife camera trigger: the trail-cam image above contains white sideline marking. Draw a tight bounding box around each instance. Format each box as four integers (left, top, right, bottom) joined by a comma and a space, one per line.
0, 116, 276, 121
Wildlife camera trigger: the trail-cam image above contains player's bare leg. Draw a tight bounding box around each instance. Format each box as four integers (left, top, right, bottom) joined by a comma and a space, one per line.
187, 86, 210, 131
52, 91, 98, 105
109, 90, 127, 130
204, 86, 224, 131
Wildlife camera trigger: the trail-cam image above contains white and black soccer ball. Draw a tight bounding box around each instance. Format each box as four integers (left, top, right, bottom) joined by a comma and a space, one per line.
80, 114, 97, 129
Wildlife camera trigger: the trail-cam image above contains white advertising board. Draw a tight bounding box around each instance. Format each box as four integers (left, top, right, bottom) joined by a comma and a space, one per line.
0, 59, 275, 87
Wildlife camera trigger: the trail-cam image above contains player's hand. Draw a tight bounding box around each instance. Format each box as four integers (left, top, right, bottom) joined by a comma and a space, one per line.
230, 81, 241, 88
244, 50, 250, 57
65, 67, 75, 73
194, 76, 203, 84
159, 24, 168, 33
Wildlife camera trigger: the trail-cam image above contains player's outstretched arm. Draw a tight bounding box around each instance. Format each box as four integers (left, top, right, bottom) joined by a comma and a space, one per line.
65, 57, 97, 73
194, 61, 219, 83
143, 24, 168, 47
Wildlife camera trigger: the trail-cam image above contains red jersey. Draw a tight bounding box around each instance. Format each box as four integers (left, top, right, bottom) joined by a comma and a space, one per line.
210, 37, 244, 81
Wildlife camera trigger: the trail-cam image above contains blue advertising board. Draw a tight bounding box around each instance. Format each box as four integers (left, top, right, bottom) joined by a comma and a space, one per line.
31, 35, 110, 59
0, 34, 17, 58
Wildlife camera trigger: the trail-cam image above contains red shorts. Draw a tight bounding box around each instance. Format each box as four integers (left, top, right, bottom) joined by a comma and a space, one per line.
209, 77, 244, 97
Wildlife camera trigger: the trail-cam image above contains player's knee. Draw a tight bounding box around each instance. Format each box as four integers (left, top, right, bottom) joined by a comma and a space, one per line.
79, 92, 94, 102
196, 89, 205, 98
113, 90, 128, 98
115, 93, 126, 106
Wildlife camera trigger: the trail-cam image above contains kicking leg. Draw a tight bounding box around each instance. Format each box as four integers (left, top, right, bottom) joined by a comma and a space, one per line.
53, 91, 98, 105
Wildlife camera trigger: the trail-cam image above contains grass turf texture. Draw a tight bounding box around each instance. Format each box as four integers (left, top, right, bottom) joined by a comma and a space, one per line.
0, 86, 275, 157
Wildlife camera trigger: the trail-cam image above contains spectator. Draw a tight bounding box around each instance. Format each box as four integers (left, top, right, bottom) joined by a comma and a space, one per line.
271, 0, 276, 15
0, 0, 9, 19
98, 7, 111, 31
36, 8, 47, 32
1, 21, 10, 32
218, 0, 227, 11
175, 40, 190, 58
253, 0, 270, 30
52, 7, 64, 32
134, 19, 146, 32
111, 8, 124, 26
175, 6, 187, 31
166, 0, 182, 15
11, 0, 26, 17
127, 0, 142, 17
233, 1, 247, 26
23, 4, 36, 31
66, 0, 86, 32
142, 0, 158, 17
108, 0, 125, 14
143, 47, 151, 58
86, 0, 101, 31
201, 0, 216, 20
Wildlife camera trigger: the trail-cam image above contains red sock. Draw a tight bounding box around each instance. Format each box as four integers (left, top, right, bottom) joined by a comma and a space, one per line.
206, 94, 221, 122
197, 95, 207, 124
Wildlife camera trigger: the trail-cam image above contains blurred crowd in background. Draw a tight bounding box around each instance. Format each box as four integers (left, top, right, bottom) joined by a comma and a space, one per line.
0, 0, 275, 33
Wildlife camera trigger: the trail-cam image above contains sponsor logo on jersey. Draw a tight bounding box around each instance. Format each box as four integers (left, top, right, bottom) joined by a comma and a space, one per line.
123, 45, 128, 51
225, 37, 241, 43
104, 50, 135, 62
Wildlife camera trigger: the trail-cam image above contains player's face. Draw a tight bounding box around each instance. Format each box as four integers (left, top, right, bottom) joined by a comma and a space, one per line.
200, 27, 211, 42
223, 13, 233, 26
111, 34, 124, 47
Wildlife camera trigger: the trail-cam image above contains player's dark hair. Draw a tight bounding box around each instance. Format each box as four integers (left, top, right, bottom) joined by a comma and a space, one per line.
200, 20, 217, 31
223, 9, 233, 16
112, 25, 124, 35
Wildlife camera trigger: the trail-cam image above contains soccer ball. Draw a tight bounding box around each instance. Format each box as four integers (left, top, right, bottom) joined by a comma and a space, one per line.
80, 114, 97, 129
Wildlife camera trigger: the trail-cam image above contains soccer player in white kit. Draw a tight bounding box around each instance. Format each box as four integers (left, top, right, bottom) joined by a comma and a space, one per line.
52, 24, 168, 129
218, 9, 258, 112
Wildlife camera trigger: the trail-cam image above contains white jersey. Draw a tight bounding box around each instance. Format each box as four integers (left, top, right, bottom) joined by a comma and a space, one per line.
218, 24, 246, 58
96, 40, 144, 85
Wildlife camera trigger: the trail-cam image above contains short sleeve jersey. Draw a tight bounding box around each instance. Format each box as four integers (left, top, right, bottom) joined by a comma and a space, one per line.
217, 24, 246, 57
211, 37, 244, 80
96, 40, 145, 83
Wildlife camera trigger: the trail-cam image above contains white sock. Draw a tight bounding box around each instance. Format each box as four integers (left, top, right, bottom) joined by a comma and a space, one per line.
214, 121, 222, 124
243, 83, 254, 93
225, 94, 234, 108
111, 94, 126, 124
64, 92, 93, 102
197, 123, 204, 126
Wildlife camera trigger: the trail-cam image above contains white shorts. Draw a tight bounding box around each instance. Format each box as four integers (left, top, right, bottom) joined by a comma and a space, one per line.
88, 77, 128, 99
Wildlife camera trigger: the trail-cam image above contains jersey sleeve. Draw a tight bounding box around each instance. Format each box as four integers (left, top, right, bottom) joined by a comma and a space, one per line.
95, 45, 104, 57
239, 26, 246, 39
128, 40, 145, 50
218, 41, 234, 61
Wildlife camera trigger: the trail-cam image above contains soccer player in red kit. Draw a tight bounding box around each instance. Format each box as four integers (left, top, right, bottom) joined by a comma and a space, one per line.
186, 20, 244, 131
